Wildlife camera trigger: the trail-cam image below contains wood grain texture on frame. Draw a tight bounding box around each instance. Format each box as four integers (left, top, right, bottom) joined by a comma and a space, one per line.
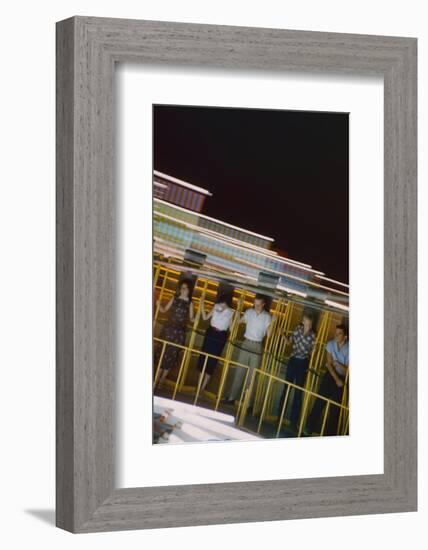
56, 16, 417, 532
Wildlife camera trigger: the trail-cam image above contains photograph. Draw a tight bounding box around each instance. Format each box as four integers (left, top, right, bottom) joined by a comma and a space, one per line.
152, 104, 350, 444
0, 1, 420, 543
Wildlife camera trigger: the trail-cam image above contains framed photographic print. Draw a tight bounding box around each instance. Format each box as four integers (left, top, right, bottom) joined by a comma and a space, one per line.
56, 16, 417, 532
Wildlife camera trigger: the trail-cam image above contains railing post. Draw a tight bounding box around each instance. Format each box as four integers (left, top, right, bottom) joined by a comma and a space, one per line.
153, 266, 169, 327
338, 369, 349, 434
320, 401, 330, 436
235, 366, 250, 421
257, 377, 272, 433
153, 262, 161, 291
153, 341, 167, 388
172, 349, 190, 400
297, 388, 311, 437
276, 382, 291, 437
193, 354, 208, 405
265, 300, 291, 417
237, 369, 256, 427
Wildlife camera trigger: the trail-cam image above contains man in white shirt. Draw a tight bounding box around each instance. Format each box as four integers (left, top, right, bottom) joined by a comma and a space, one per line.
223, 294, 272, 405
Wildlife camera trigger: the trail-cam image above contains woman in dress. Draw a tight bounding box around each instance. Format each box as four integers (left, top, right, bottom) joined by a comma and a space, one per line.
154, 279, 194, 388
196, 292, 234, 393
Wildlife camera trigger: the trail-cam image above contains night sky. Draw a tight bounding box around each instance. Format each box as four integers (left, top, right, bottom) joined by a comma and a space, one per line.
153, 105, 349, 283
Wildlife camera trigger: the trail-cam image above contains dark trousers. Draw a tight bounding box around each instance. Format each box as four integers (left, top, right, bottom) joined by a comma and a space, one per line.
197, 326, 228, 376
279, 356, 309, 424
307, 373, 344, 435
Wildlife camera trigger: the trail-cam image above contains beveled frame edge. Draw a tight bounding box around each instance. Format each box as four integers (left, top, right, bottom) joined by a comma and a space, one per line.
56, 16, 417, 533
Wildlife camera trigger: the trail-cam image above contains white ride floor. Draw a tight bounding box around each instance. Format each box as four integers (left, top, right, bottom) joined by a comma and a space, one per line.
154, 396, 261, 444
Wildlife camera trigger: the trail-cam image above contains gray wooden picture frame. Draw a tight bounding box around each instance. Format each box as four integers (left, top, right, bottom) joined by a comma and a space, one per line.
56, 16, 417, 533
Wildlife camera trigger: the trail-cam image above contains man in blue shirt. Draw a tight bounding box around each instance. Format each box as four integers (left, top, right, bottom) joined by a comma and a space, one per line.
306, 323, 349, 436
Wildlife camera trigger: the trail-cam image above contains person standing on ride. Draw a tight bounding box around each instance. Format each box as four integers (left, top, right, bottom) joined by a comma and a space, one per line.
279, 311, 316, 430
196, 292, 235, 393
155, 279, 194, 388
223, 294, 272, 406
306, 324, 349, 435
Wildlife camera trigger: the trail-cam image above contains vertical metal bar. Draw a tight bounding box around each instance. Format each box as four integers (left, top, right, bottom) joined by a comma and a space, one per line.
285, 302, 294, 334
172, 347, 189, 400
153, 340, 167, 389
257, 377, 272, 433
153, 262, 161, 291
297, 388, 310, 437
338, 369, 349, 433
215, 359, 229, 411
269, 301, 291, 418
193, 354, 208, 405
302, 311, 329, 428
276, 383, 291, 438
235, 366, 250, 420
272, 300, 287, 378
269, 300, 282, 380
237, 368, 256, 427
153, 267, 168, 327
320, 401, 330, 436
343, 410, 350, 435
264, 300, 287, 417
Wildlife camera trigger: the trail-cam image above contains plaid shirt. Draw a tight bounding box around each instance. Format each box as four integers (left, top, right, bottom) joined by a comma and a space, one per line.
290, 324, 316, 359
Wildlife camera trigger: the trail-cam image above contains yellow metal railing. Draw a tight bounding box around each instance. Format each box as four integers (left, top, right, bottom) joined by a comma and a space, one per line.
153, 337, 251, 413
153, 336, 349, 438
237, 367, 349, 437
153, 262, 349, 438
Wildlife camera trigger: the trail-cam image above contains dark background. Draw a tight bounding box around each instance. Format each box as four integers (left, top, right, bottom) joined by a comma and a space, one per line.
153, 105, 349, 283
